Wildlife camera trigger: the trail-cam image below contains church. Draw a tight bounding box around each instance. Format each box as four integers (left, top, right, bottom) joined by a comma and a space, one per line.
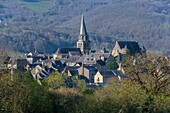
53, 15, 91, 59
53, 14, 144, 65
27, 14, 145, 85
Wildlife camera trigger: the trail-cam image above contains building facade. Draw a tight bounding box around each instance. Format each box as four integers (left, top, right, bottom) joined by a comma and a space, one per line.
112, 41, 143, 57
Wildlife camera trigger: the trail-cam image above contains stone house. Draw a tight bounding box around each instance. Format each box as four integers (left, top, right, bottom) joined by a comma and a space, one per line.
94, 70, 125, 85
68, 70, 79, 77
31, 65, 48, 80
78, 65, 97, 83
112, 41, 144, 57
26, 52, 49, 64
94, 59, 106, 71
62, 66, 80, 75
53, 48, 82, 59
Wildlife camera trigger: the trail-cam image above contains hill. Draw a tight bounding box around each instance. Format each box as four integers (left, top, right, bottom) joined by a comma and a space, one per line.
0, 0, 169, 54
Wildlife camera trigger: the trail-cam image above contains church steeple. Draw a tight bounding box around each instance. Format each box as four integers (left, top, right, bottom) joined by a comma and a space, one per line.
80, 14, 88, 36
77, 14, 91, 54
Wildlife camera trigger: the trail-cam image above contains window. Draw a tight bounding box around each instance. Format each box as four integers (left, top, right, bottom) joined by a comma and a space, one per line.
78, 43, 82, 47
97, 77, 100, 83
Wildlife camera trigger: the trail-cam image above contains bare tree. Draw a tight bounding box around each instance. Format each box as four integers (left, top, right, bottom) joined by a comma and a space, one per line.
122, 53, 170, 95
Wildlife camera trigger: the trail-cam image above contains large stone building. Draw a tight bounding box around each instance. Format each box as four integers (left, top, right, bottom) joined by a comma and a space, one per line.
112, 41, 144, 57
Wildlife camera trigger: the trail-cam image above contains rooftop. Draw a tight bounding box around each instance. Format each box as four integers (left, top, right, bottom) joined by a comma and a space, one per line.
99, 70, 116, 77
117, 41, 142, 55
56, 48, 82, 55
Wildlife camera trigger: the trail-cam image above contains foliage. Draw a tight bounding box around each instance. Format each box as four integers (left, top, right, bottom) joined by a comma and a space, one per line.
0, 73, 49, 113
45, 71, 65, 88
106, 56, 119, 70
62, 73, 77, 87
122, 54, 170, 95
77, 80, 86, 92
1, 71, 170, 112
82, 88, 95, 95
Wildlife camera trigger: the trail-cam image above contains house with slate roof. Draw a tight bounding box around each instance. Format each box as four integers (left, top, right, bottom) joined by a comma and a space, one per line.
112, 41, 145, 57
26, 52, 49, 64
54, 48, 82, 59
78, 65, 97, 83
94, 59, 106, 71
83, 51, 111, 65
68, 70, 79, 76
62, 66, 80, 75
94, 70, 125, 85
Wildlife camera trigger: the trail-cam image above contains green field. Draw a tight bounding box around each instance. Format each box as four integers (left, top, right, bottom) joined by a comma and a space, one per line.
17, 0, 51, 13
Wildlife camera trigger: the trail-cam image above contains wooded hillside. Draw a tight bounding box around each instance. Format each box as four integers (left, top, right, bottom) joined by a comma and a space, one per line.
0, 0, 169, 54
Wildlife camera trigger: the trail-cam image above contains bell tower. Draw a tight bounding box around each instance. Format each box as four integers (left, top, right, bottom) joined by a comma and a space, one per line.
77, 15, 91, 54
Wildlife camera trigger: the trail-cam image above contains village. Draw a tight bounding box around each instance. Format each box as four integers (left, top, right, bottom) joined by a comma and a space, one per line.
1, 0, 170, 112
1, 14, 170, 113
3, 15, 147, 87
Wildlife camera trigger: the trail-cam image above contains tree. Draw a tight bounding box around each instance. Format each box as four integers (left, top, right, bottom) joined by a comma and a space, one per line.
45, 71, 65, 89
122, 54, 170, 95
106, 56, 119, 70
0, 72, 50, 113
77, 80, 86, 92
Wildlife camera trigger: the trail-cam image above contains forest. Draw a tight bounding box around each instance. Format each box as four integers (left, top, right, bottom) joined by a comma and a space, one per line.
0, 0, 169, 54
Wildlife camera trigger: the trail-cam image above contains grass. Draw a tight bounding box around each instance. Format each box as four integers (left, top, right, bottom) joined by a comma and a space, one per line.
17, 0, 51, 13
